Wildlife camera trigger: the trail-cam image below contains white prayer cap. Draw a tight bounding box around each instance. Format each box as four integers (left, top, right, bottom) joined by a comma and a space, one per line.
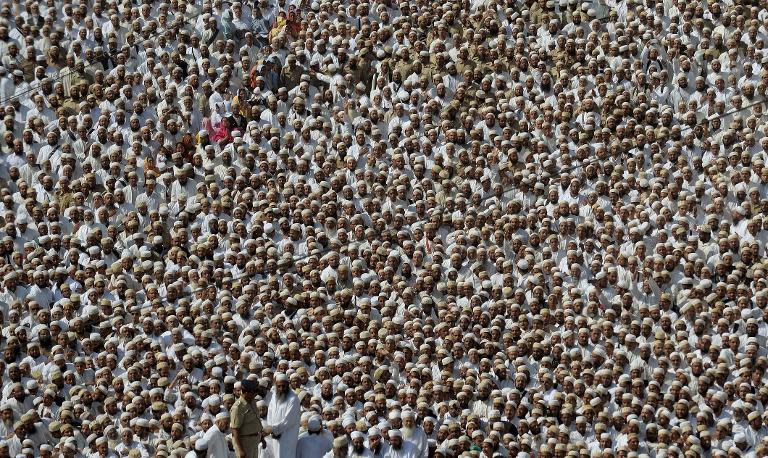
308, 415, 322, 432
342, 417, 355, 428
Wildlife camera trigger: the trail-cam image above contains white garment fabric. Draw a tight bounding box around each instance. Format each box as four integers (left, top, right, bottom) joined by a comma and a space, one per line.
382, 442, 420, 458
203, 425, 231, 458
265, 390, 301, 458
296, 431, 333, 458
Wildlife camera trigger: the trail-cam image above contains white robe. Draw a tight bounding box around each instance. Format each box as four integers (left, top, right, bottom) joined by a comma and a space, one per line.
203, 425, 231, 458
296, 431, 333, 458
383, 442, 420, 458
266, 390, 301, 458
402, 428, 428, 457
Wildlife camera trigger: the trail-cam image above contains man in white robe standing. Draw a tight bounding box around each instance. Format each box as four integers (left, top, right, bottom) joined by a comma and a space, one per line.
297, 415, 333, 458
401, 410, 428, 457
383, 430, 419, 458
204, 412, 232, 458
266, 373, 301, 458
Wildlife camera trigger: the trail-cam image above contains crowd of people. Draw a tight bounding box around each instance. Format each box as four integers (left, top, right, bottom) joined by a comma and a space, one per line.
0, 0, 767, 455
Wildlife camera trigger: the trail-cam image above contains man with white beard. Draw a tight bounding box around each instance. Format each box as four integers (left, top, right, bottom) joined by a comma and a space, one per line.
401, 411, 428, 457
0, 404, 13, 437
265, 373, 301, 458
297, 415, 333, 458
383, 430, 419, 458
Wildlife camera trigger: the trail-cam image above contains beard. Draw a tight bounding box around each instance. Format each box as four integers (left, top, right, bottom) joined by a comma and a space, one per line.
402, 426, 414, 439
276, 391, 288, 402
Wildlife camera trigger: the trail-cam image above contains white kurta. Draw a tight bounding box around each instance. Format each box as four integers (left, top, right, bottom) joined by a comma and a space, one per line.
403, 428, 428, 457
296, 431, 333, 458
266, 390, 301, 458
383, 442, 420, 458
203, 425, 231, 458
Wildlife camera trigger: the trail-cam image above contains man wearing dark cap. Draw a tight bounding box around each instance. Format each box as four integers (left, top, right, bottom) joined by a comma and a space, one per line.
231, 380, 270, 458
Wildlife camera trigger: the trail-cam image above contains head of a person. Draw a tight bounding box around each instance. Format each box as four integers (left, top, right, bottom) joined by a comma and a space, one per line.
332, 436, 348, 456
241, 380, 258, 401
351, 432, 365, 452
389, 430, 403, 449
275, 374, 289, 399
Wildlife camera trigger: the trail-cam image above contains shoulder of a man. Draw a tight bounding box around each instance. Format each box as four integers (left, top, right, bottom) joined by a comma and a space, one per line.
230, 399, 249, 426
231, 397, 247, 412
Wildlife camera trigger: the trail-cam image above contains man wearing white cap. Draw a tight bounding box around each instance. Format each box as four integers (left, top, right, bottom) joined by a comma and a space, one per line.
744, 412, 767, 448
383, 430, 417, 458
265, 373, 300, 458
349, 431, 371, 458
323, 436, 349, 458
366, 427, 388, 458
0, 404, 12, 437
5, 384, 30, 419
203, 412, 231, 458
186, 435, 209, 458
733, 432, 752, 454
297, 415, 332, 458
400, 411, 427, 457
0, 272, 25, 308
